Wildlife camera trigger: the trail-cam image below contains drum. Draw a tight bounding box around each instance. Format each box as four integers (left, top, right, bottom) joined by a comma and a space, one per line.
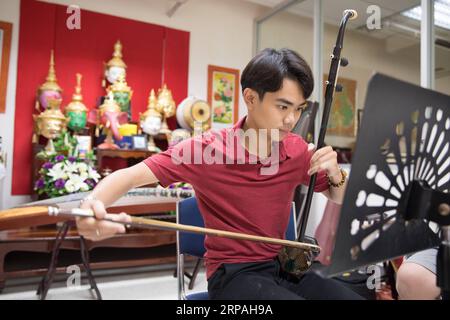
176, 96, 211, 131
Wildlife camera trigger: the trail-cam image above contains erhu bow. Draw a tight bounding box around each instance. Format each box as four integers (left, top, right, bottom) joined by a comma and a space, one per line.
0, 205, 320, 251
48, 207, 319, 250
279, 9, 358, 278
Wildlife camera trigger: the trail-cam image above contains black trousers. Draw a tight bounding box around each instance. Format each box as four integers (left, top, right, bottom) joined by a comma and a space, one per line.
208, 259, 365, 300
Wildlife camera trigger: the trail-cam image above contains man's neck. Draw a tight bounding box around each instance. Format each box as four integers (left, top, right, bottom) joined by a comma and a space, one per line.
242, 117, 272, 159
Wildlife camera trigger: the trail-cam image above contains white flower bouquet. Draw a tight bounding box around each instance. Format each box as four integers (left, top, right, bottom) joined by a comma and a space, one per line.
35, 154, 101, 198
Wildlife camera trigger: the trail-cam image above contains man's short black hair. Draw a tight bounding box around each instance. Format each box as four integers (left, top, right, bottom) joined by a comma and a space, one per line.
241, 48, 314, 100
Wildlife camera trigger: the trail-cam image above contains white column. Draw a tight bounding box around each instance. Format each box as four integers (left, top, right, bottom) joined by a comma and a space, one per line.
313, 0, 324, 143
421, 0, 435, 89
304, 0, 325, 238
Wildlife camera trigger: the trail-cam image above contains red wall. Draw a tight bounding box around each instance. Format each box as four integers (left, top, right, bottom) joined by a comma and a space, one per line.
12, 0, 189, 195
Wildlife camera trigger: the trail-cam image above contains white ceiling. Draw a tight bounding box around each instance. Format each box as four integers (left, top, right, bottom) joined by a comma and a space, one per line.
246, 0, 420, 28
244, 0, 450, 76
245, 0, 449, 38
246, 0, 421, 30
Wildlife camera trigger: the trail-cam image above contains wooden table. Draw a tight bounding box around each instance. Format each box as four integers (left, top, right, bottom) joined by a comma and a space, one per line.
0, 196, 177, 231
0, 197, 179, 292
96, 148, 156, 172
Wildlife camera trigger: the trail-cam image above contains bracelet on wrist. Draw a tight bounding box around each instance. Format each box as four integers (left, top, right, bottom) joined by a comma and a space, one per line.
326, 168, 347, 188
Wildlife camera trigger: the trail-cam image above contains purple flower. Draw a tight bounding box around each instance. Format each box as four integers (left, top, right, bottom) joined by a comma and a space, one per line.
54, 178, 66, 189
35, 178, 45, 189
85, 179, 96, 187
68, 156, 77, 163
42, 162, 53, 169
55, 155, 65, 162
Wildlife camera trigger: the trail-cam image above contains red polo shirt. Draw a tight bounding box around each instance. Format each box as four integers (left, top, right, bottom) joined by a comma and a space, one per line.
143, 117, 328, 279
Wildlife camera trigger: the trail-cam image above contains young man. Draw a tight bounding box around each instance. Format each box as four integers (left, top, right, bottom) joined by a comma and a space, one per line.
77, 48, 362, 300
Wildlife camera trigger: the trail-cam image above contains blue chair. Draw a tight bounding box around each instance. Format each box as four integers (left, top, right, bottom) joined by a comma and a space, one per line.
176, 197, 297, 300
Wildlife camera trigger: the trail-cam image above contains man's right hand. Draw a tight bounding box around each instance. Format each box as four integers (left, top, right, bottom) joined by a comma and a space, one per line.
76, 199, 132, 241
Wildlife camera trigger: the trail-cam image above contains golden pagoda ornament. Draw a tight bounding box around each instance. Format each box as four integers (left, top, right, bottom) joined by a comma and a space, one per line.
34, 98, 68, 154
140, 89, 162, 153
104, 40, 127, 87
37, 50, 63, 110
65, 73, 88, 132
156, 84, 176, 135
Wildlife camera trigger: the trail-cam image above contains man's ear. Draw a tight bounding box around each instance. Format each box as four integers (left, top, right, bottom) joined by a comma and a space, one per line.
243, 88, 258, 111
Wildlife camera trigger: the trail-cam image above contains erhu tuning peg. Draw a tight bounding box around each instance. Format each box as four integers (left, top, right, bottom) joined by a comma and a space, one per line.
335, 84, 343, 92
340, 57, 349, 67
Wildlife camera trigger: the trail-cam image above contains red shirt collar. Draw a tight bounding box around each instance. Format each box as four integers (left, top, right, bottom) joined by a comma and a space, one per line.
231, 116, 293, 162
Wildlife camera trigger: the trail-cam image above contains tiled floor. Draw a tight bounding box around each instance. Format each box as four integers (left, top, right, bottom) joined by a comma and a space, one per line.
0, 264, 208, 300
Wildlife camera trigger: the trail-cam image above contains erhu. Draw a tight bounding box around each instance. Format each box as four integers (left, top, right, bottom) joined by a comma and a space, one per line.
278, 9, 358, 278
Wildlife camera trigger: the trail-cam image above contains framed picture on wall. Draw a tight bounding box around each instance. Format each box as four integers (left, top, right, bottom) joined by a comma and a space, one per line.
323, 75, 357, 137
207, 65, 240, 128
132, 135, 147, 150
0, 21, 12, 114
75, 135, 92, 159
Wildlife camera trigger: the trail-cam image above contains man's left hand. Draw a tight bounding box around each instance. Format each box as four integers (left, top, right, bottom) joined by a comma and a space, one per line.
307, 144, 340, 179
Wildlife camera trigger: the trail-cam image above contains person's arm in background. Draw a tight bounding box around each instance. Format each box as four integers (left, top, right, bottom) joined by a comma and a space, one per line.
76, 162, 158, 241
